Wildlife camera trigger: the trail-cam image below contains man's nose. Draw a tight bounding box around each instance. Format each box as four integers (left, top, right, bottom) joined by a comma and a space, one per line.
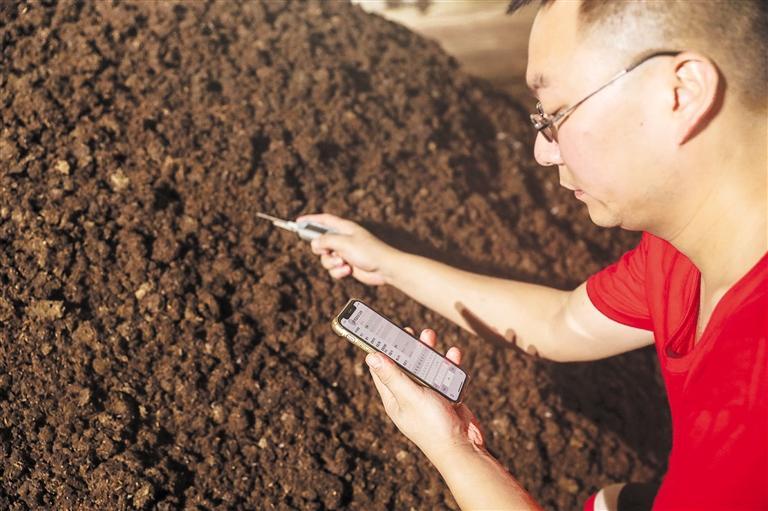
533, 132, 563, 167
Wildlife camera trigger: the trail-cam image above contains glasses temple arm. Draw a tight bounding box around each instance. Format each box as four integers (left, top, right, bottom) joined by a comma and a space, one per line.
555, 69, 629, 123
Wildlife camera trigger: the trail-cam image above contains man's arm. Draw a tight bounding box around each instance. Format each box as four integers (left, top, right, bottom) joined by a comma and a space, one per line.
301, 213, 653, 362
428, 442, 542, 510
364, 338, 542, 511
385, 251, 653, 362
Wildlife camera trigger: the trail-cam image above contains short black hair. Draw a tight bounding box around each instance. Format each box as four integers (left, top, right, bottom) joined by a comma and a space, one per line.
508, 0, 768, 110
506, 0, 539, 14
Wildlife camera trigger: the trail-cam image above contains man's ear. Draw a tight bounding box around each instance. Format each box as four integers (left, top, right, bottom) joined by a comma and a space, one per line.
671, 52, 722, 145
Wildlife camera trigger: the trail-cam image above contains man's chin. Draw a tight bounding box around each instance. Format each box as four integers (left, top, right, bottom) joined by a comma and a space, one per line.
585, 204, 622, 229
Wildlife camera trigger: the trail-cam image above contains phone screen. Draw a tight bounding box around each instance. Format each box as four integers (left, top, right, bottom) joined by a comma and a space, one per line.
340, 300, 467, 402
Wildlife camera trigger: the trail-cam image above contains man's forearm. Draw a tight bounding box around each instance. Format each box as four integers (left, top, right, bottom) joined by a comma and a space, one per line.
384, 251, 569, 358
426, 442, 541, 511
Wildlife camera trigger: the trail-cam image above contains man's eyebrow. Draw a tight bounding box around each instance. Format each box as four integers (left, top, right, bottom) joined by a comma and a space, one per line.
527, 73, 548, 92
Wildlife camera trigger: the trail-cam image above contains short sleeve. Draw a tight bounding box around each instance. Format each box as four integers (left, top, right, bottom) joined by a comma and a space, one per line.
586, 232, 654, 331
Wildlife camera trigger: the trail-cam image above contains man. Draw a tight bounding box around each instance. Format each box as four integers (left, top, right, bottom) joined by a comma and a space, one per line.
300, 0, 767, 509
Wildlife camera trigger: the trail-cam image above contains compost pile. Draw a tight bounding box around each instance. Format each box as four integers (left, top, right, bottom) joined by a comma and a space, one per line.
0, 1, 671, 509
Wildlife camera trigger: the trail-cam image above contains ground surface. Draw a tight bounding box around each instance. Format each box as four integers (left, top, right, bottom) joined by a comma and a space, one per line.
1, 1, 670, 509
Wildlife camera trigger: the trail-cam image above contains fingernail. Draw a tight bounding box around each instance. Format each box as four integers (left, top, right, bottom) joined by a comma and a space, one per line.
365, 353, 381, 368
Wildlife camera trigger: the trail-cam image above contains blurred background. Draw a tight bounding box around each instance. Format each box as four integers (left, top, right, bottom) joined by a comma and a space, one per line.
355, 0, 539, 99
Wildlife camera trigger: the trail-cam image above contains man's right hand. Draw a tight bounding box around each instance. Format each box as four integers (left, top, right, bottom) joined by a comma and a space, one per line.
296, 213, 399, 286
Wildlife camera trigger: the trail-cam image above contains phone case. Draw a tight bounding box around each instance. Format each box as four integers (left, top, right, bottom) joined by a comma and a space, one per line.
331, 298, 470, 403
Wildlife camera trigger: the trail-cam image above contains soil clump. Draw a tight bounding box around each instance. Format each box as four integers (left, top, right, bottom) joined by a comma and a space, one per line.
0, 1, 669, 509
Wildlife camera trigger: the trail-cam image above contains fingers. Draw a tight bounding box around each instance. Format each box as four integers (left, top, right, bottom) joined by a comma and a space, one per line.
403, 327, 437, 348
419, 328, 437, 348
310, 242, 329, 256
404, 327, 462, 365
320, 252, 351, 279
329, 264, 351, 279
365, 353, 419, 404
320, 252, 344, 270
446, 346, 462, 365
311, 232, 352, 256
369, 369, 397, 411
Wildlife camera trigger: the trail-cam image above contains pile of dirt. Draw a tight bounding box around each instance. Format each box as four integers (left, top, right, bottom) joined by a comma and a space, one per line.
0, 1, 670, 509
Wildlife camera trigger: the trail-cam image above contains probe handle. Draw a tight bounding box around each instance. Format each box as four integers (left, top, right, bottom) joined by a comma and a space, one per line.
296, 221, 337, 241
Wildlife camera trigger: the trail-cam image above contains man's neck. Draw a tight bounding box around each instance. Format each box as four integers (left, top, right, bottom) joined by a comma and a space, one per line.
662, 143, 767, 299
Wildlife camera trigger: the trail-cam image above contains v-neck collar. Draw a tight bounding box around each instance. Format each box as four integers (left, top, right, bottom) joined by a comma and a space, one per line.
664, 249, 768, 372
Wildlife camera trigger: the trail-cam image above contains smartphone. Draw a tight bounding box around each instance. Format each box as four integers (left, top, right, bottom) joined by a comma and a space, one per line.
331, 298, 470, 403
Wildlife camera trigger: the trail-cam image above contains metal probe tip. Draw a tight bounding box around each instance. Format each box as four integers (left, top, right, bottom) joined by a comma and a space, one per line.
256, 212, 283, 223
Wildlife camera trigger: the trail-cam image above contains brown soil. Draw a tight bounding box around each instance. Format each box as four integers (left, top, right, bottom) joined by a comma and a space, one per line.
0, 1, 670, 509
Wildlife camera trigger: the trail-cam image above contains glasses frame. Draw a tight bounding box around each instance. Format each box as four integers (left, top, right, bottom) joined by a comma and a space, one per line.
530, 50, 682, 143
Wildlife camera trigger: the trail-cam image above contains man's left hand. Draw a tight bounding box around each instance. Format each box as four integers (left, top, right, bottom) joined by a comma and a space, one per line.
365, 328, 484, 462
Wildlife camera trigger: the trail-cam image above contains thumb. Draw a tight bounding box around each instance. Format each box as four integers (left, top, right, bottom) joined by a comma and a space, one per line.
366, 353, 416, 402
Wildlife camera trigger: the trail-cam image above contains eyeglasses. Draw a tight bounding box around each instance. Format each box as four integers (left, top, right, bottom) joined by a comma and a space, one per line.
530, 50, 681, 143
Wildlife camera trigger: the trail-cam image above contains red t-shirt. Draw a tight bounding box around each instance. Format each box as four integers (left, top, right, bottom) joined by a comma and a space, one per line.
586, 232, 768, 510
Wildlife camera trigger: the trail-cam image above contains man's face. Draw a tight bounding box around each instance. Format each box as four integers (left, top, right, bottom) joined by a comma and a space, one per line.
525, 1, 675, 231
